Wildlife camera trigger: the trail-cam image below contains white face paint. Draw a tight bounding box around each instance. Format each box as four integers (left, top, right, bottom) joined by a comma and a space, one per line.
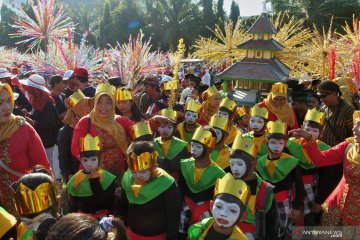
230, 158, 247, 179
218, 110, 229, 119
185, 111, 198, 124
212, 198, 241, 228
157, 124, 174, 139
249, 116, 265, 131
131, 169, 151, 183
304, 125, 320, 140
191, 141, 204, 159
268, 138, 285, 154
81, 156, 99, 172
20, 212, 54, 232
214, 128, 223, 144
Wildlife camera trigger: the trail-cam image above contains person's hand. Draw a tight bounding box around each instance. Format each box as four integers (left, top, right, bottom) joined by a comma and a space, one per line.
313, 203, 323, 213
291, 209, 302, 223
288, 128, 312, 141
21, 108, 31, 117
24, 116, 34, 126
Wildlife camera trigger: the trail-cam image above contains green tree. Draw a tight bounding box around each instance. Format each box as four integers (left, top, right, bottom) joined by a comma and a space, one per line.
98, 1, 113, 48
229, 0, 240, 23
216, 0, 225, 23
201, 0, 216, 37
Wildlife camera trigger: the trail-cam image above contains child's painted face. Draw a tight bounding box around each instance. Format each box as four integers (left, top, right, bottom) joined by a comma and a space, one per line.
81, 156, 99, 172
249, 116, 265, 131
267, 138, 285, 154
303, 124, 320, 140
218, 110, 229, 119
131, 169, 151, 184
212, 198, 241, 228
157, 123, 174, 139
191, 141, 204, 158
214, 128, 223, 144
185, 111, 198, 124
230, 158, 247, 179
20, 212, 54, 232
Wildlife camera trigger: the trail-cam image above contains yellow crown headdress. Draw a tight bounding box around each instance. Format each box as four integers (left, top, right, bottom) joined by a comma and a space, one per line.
271, 82, 287, 94
209, 115, 230, 133
235, 106, 247, 119
116, 88, 133, 101
267, 120, 287, 135
68, 90, 86, 109
95, 82, 116, 96
13, 182, 58, 215
220, 97, 237, 113
232, 135, 254, 156
163, 81, 178, 91
185, 99, 202, 113
250, 105, 268, 119
192, 127, 216, 148
305, 108, 325, 126
130, 121, 152, 139
202, 85, 219, 100
353, 111, 360, 125
159, 108, 177, 122
128, 151, 157, 171
214, 173, 250, 206
80, 134, 101, 152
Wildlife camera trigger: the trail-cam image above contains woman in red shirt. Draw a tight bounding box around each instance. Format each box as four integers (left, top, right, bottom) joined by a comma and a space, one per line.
0, 83, 51, 214
71, 83, 134, 177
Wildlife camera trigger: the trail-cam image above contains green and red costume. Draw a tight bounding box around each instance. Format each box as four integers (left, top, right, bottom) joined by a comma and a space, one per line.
210, 145, 231, 172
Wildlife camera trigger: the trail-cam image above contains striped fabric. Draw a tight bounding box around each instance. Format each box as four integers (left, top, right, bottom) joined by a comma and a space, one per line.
319, 99, 354, 147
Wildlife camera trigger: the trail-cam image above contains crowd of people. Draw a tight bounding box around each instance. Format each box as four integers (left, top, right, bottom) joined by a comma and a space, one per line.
0, 65, 359, 240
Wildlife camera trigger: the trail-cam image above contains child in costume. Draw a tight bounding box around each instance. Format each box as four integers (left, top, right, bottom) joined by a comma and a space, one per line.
120, 141, 181, 240
12, 172, 60, 240
217, 97, 238, 145
178, 126, 226, 235
176, 99, 202, 151
154, 108, 189, 180
67, 134, 117, 219
188, 173, 250, 240
243, 105, 269, 159
198, 86, 221, 125
230, 134, 276, 240
287, 108, 330, 225
256, 120, 304, 239
233, 107, 249, 135
209, 114, 231, 172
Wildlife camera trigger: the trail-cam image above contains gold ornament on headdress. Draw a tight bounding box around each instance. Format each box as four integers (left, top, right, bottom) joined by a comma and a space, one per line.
203, 85, 219, 100
68, 90, 86, 109
250, 105, 268, 119
116, 88, 133, 101
128, 151, 157, 171
169, 39, 185, 108
220, 97, 237, 113
159, 108, 177, 122
353, 111, 360, 125
235, 106, 247, 119
267, 120, 287, 135
13, 182, 58, 215
232, 135, 254, 156
185, 99, 202, 113
192, 127, 216, 148
209, 115, 230, 133
305, 108, 325, 126
95, 82, 116, 96
163, 81, 178, 91
80, 134, 101, 152
271, 82, 287, 94
130, 121, 152, 139
214, 173, 250, 206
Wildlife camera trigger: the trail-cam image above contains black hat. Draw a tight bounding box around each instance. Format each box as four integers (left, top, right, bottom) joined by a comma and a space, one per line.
292, 90, 309, 102
107, 77, 124, 87
317, 80, 341, 97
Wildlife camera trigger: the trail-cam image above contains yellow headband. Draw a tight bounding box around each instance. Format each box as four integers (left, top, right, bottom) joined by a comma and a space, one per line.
13, 182, 58, 215
95, 82, 116, 96
186, 99, 202, 113
192, 127, 216, 149
304, 108, 325, 126
220, 97, 237, 113
128, 151, 157, 171
214, 173, 250, 206
159, 108, 177, 122
231, 134, 254, 156
267, 120, 287, 135
250, 105, 268, 119
271, 82, 287, 97
209, 115, 230, 133
68, 90, 86, 109
116, 88, 133, 101
130, 121, 152, 139
80, 134, 101, 152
